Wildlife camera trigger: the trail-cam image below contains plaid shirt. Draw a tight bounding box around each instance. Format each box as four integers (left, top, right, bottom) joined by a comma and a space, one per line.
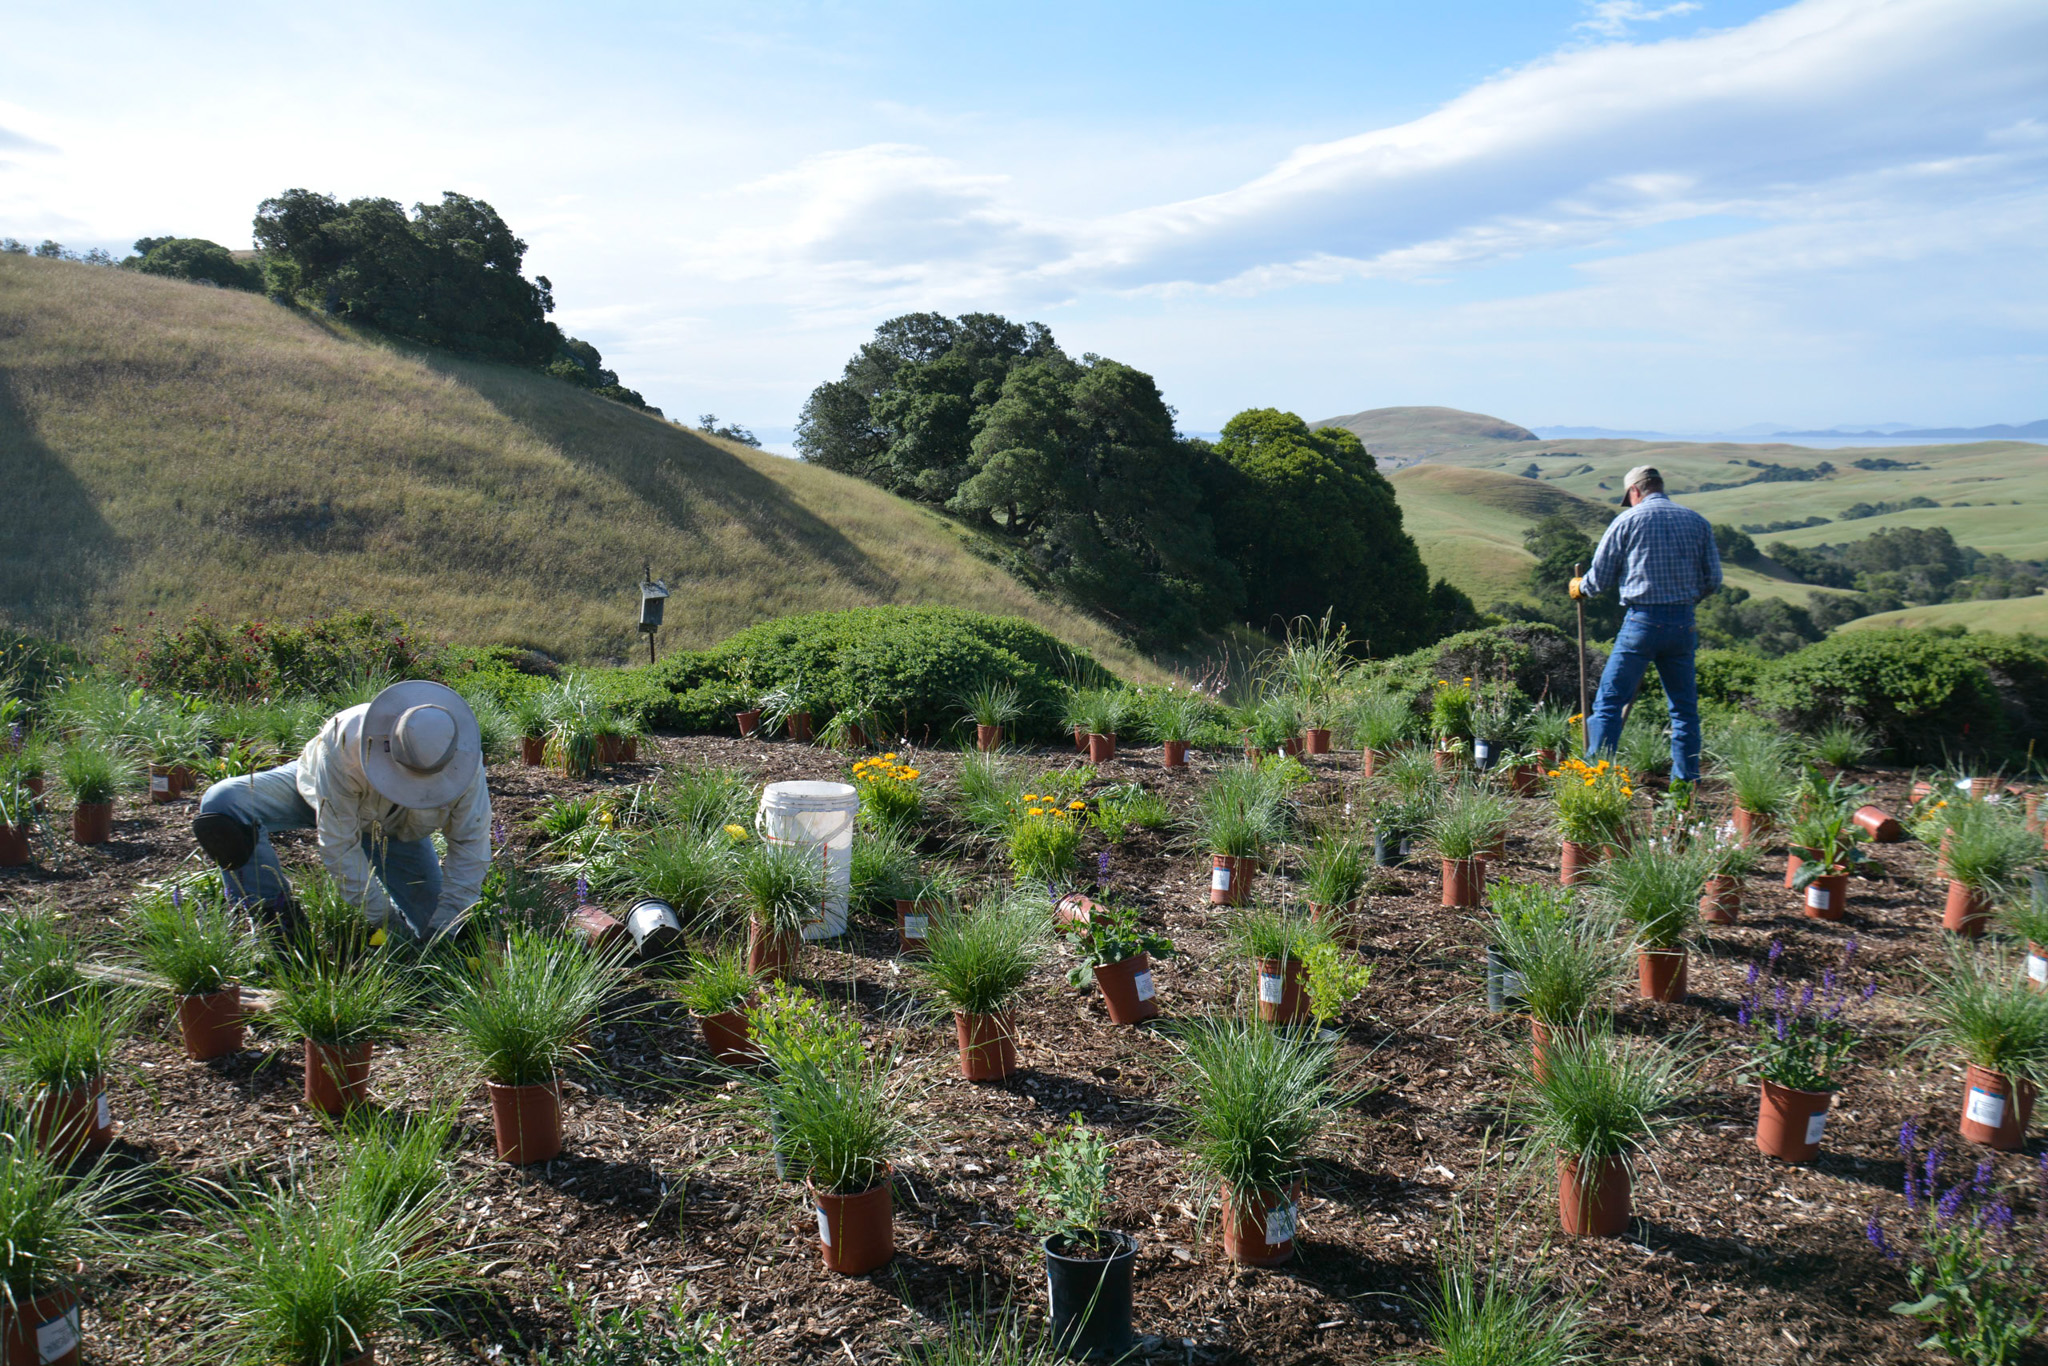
1580, 492, 1722, 607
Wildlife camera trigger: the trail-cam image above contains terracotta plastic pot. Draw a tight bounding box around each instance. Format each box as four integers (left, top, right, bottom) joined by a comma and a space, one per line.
1161, 740, 1188, 768
1782, 852, 1801, 889
1960, 1063, 2036, 1150
2028, 942, 2048, 991
148, 763, 176, 804
1219, 1181, 1302, 1266
812, 1173, 894, 1275
1440, 857, 1485, 909
1853, 805, 1904, 842
1360, 746, 1383, 778
0, 822, 29, 868
975, 723, 1003, 752
1092, 953, 1159, 1025
1756, 1080, 1832, 1162
787, 712, 815, 744
1086, 733, 1116, 764
304, 1040, 373, 1115
1700, 875, 1742, 925
1559, 840, 1603, 887
488, 1079, 563, 1164
1073, 725, 1089, 753
596, 735, 625, 765
1557, 1156, 1631, 1236
1944, 881, 1991, 937
895, 899, 942, 954
572, 903, 627, 951
621, 737, 638, 762
1637, 949, 1687, 1003
71, 802, 112, 846
1433, 747, 1464, 772
22, 775, 42, 801
177, 986, 245, 1061
747, 921, 798, 979
1303, 728, 1332, 755
734, 709, 762, 738
2025, 791, 2042, 832
518, 736, 545, 766
1209, 854, 1257, 906
1529, 1018, 1579, 1084
31, 1078, 112, 1160
1309, 899, 1360, 950
2, 1283, 80, 1366
1732, 807, 1773, 844
695, 1009, 758, 1066
1802, 872, 1848, 921
1509, 764, 1543, 797
1055, 892, 1100, 928
1281, 737, 1305, 758
955, 1011, 1018, 1081
169, 763, 198, 795
1253, 956, 1309, 1026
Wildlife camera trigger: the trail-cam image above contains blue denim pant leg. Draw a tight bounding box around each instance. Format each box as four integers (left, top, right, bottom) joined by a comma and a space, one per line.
370, 832, 442, 936
1585, 605, 1704, 782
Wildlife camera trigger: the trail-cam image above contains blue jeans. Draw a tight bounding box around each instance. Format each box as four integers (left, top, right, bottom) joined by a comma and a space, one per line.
196, 761, 442, 932
1585, 604, 1703, 782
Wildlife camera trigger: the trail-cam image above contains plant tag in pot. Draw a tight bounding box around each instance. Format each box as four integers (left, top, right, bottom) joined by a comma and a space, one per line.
1805, 1111, 1828, 1145
1806, 886, 1830, 910
96, 1090, 111, 1128
1502, 969, 1526, 999
903, 915, 927, 940
37, 1306, 79, 1363
2029, 954, 2047, 984
1258, 974, 1284, 1005
151, 773, 170, 793
1263, 1201, 1297, 1246
1967, 1087, 2006, 1128
1211, 866, 1231, 891
1133, 970, 1155, 1001
816, 1206, 833, 1246
1473, 740, 1491, 766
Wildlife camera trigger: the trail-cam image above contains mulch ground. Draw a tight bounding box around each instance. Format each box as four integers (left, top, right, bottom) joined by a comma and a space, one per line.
3, 736, 2041, 1365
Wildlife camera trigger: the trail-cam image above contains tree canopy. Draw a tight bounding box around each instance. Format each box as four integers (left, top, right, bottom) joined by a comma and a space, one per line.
122, 237, 262, 291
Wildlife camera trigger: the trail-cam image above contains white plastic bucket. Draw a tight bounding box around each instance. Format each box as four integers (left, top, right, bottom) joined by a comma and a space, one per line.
757, 781, 859, 939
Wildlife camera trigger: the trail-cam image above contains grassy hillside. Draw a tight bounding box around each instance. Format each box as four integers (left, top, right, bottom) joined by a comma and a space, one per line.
0, 255, 1151, 673
1837, 595, 2048, 634
1312, 405, 1538, 465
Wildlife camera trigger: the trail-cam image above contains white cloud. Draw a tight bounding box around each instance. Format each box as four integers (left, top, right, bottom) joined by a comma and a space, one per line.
1576, 2, 1703, 39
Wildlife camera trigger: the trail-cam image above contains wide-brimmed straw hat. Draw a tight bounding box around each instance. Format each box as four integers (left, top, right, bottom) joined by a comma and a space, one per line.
360, 680, 481, 808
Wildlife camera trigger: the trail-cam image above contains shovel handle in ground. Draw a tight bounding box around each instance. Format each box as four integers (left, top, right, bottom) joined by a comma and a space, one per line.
1574, 561, 1589, 754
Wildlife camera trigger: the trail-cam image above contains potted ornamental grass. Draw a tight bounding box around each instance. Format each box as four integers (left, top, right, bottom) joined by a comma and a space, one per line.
1740, 942, 1871, 1162
1786, 802, 1872, 922
2, 988, 137, 1161
677, 940, 762, 1066
958, 682, 1023, 753
591, 709, 643, 765
1228, 907, 1334, 1028
0, 902, 83, 1016
1515, 1023, 1688, 1237
56, 742, 126, 847
1078, 690, 1132, 764
1916, 944, 2048, 1151
2001, 872, 2048, 990
261, 949, 413, 1116
1589, 841, 1712, 1003
761, 676, 820, 744
1493, 901, 1630, 1079
438, 926, 634, 1165
1016, 1114, 1136, 1357
1369, 748, 1441, 867
742, 982, 863, 1180
1549, 758, 1633, 885
1939, 800, 2041, 938
1302, 831, 1369, 947
509, 692, 553, 766
1347, 691, 1414, 779
1468, 684, 1524, 773
0, 1117, 133, 1366
1481, 880, 1575, 1016
1716, 730, 1794, 844
0, 774, 33, 868
1243, 694, 1301, 759
1425, 785, 1509, 910
1168, 1015, 1340, 1267
333, 1103, 464, 1235
1526, 703, 1574, 772
129, 877, 263, 1061
918, 892, 1050, 1080
1065, 902, 1173, 1026
1191, 762, 1288, 906
1147, 689, 1207, 768
736, 838, 825, 979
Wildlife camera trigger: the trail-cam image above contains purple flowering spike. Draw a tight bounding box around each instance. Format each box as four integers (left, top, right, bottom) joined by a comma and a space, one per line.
1822, 968, 1838, 997
1900, 1118, 1918, 1154
1938, 1182, 1967, 1227
1769, 940, 1784, 964
171, 885, 182, 909
1098, 851, 1111, 882
1904, 1169, 1918, 1209
1737, 1004, 1751, 1028
1926, 1146, 1943, 1190
1774, 1013, 1789, 1043
1974, 1159, 1994, 1193
1798, 984, 1816, 1014
1866, 1214, 1898, 1261
1985, 1202, 2015, 1231
1862, 981, 1878, 1002
1745, 962, 1761, 986
576, 874, 590, 905
1774, 983, 1788, 1009
1843, 937, 1858, 963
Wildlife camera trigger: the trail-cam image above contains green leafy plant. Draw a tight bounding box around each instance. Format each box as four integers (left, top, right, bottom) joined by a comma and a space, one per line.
755, 1027, 920, 1195
850, 753, 925, 832
1429, 678, 1475, 745
1590, 841, 1712, 951
1302, 831, 1369, 907
734, 838, 826, 938
893, 1295, 1066, 1366
1228, 906, 1333, 969
1087, 783, 1169, 844
545, 712, 601, 780
1739, 942, 1869, 1092
1347, 690, 1415, 752
816, 697, 882, 751
1917, 944, 2048, 1086
1787, 801, 1873, 888
509, 690, 556, 742
1008, 802, 1082, 886
1526, 704, 1575, 756
437, 927, 634, 1087
1064, 903, 1173, 985
468, 855, 574, 941
760, 674, 819, 737
546, 1293, 747, 1366
1244, 694, 1300, 752
1168, 1015, 1340, 1216
129, 876, 262, 997
675, 940, 758, 1017
1302, 940, 1372, 1028
57, 740, 128, 806
1013, 1113, 1114, 1244
661, 764, 757, 836
918, 892, 1050, 1016
261, 949, 412, 1048
1514, 1023, 1688, 1186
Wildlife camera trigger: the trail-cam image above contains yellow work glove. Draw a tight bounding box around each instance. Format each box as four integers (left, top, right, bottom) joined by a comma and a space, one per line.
1568, 576, 1586, 599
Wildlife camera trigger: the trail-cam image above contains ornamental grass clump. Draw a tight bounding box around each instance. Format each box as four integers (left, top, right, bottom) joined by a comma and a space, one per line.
1430, 678, 1475, 748
918, 892, 1050, 1017
957, 680, 1024, 735
1169, 1016, 1340, 1216
1407, 1224, 1593, 1366
1347, 690, 1416, 754
438, 927, 634, 1088
662, 764, 757, 836
627, 826, 736, 932
129, 876, 262, 998
1, 987, 139, 1098
1715, 730, 1794, 820
262, 949, 412, 1049
1144, 689, 1209, 747
1916, 945, 2048, 1086
735, 838, 826, 939
1548, 758, 1634, 847
1514, 1023, 1689, 1183
1426, 785, 1512, 862
57, 741, 128, 806
0, 1117, 134, 1322
1616, 709, 1669, 777
850, 825, 920, 912
334, 1102, 464, 1233
1810, 719, 1872, 770
757, 1022, 920, 1198
0, 901, 84, 1012
1302, 831, 1369, 907
1492, 900, 1628, 1030
676, 940, 758, 1018
1228, 906, 1333, 970
1590, 841, 1713, 951
1943, 800, 2042, 897
954, 751, 1025, 842
1190, 762, 1290, 859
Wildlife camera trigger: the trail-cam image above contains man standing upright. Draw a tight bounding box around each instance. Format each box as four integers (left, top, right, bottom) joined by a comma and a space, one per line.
1569, 465, 1722, 797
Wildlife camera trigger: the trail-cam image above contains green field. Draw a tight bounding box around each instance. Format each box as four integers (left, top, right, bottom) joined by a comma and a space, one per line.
0, 255, 1151, 673
1839, 595, 2048, 634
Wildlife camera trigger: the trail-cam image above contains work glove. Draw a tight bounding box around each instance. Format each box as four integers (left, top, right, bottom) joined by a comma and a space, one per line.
1568, 576, 1586, 599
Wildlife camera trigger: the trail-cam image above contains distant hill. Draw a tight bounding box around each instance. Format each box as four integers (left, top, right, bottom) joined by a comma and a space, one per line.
0, 255, 1150, 673
1386, 465, 1612, 605
1309, 405, 1538, 465
1775, 420, 2048, 440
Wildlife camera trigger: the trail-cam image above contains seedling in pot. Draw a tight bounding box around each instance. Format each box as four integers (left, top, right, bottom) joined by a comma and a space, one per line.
1302, 831, 1369, 943
957, 681, 1024, 749
1065, 902, 1172, 1026
1015, 1114, 1139, 1357
128, 874, 263, 1060
260, 948, 413, 1115
918, 891, 1050, 1079
1939, 799, 2041, 936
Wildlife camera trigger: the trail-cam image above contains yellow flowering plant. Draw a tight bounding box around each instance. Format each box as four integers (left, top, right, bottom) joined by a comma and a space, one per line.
1548, 757, 1635, 845
1429, 678, 1475, 746
850, 752, 924, 832
1008, 793, 1082, 886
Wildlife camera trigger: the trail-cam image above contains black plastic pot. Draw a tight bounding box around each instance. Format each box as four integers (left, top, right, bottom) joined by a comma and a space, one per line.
1472, 737, 1499, 771
1373, 828, 1412, 868
1044, 1230, 1137, 1359
1484, 944, 1525, 1015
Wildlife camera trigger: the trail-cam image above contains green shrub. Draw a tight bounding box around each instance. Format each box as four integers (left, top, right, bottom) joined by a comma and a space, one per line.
1694, 648, 1768, 705
1363, 623, 1592, 717
1755, 630, 2006, 760
125, 609, 444, 701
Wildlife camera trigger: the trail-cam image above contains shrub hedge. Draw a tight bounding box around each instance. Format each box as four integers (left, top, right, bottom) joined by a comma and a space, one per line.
124, 610, 444, 700
1364, 622, 1602, 716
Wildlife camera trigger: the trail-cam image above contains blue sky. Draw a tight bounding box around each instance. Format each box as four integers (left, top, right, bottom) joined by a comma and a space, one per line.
3, 0, 2044, 442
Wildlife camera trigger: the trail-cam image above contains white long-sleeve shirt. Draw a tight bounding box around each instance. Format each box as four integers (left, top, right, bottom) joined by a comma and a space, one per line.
294, 704, 491, 926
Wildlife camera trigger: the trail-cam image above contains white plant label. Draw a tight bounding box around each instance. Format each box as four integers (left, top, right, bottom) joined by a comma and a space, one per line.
1398, 838, 1413, 856
36, 1307, 78, 1364
1258, 974, 1284, 1005
1806, 886, 1831, 911
2029, 954, 2047, 984
1473, 741, 1492, 764
1805, 1112, 1828, 1145
1501, 970, 1527, 998
1133, 971, 1155, 1001
96, 1091, 110, 1129
150, 774, 170, 793
816, 1206, 833, 1246
1967, 1087, 2006, 1129
903, 915, 927, 940
1264, 1202, 1298, 1246
1211, 866, 1232, 891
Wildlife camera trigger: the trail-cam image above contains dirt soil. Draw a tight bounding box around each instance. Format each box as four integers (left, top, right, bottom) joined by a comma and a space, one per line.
3, 737, 2041, 1365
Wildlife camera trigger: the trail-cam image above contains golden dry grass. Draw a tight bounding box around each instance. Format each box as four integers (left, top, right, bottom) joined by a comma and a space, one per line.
0, 256, 1152, 674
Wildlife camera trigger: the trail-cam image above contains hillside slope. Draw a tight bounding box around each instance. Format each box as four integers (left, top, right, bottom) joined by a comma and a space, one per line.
1310, 405, 1538, 465
0, 256, 1149, 671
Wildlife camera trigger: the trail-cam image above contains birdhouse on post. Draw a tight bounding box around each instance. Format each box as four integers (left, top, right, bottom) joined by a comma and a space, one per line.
638, 569, 669, 663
